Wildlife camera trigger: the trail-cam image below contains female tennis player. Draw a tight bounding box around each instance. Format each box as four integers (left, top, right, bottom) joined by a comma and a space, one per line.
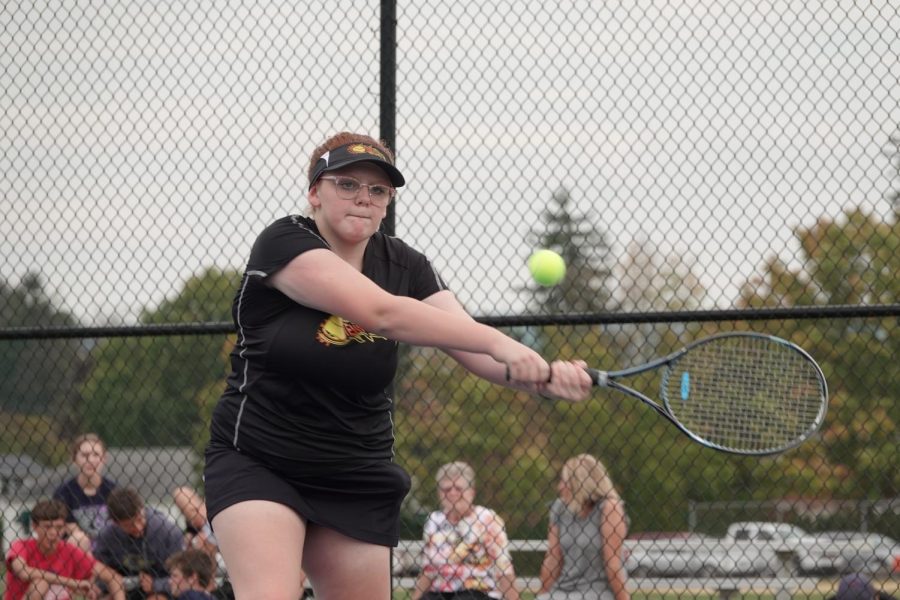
203, 131, 593, 600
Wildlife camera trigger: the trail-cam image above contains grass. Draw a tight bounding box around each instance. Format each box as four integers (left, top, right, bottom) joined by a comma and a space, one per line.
391, 592, 835, 600
4, 561, 895, 600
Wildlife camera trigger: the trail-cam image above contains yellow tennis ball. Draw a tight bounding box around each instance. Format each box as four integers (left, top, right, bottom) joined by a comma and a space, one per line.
528, 249, 566, 286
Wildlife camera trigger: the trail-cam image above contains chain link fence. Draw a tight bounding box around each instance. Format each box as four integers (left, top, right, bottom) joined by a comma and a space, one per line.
2, 1, 898, 598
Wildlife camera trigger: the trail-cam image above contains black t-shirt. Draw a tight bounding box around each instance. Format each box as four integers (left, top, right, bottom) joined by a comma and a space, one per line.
52, 476, 117, 537
210, 215, 447, 469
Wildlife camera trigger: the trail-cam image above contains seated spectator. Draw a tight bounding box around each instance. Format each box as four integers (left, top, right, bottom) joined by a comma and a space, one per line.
5, 498, 125, 600
53, 433, 118, 553
166, 549, 217, 600
412, 461, 520, 600
172, 486, 305, 599
827, 574, 897, 600
538, 454, 629, 600
94, 487, 185, 600
173, 486, 217, 558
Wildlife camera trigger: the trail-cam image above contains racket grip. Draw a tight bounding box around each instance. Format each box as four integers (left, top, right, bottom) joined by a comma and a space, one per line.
584, 368, 609, 387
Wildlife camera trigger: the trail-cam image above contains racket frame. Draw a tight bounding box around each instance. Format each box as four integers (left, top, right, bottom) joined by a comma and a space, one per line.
585, 332, 828, 455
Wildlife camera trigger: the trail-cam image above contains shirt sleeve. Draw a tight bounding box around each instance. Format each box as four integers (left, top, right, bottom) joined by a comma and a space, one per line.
51, 481, 77, 524
407, 251, 448, 301
6, 539, 27, 569
92, 528, 117, 570
65, 545, 97, 580
247, 217, 330, 276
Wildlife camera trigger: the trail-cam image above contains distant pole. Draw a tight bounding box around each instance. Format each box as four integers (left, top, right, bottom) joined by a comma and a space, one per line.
380, 0, 397, 236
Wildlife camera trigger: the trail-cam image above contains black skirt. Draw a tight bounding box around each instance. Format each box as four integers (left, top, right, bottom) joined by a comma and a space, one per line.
203, 442, 411, 547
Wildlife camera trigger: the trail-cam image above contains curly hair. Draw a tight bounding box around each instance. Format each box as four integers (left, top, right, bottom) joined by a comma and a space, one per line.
306, 132, 395, 185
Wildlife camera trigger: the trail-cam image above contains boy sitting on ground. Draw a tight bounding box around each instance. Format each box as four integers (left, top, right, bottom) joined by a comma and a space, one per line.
166, 549, 217, 600
5, 498, 125, 600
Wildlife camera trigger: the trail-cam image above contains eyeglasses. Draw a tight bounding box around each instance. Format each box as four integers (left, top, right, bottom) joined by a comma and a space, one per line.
34, 521, 66, 533
318, 175, 395, 206
438, 483, 470, 493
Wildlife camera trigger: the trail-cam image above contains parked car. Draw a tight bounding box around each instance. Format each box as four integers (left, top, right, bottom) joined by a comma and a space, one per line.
713, 538, 780, 577
725, 521, 845, 575
821, 531, 900, 576
625, 534, 713, 577
625, 533, 777, 577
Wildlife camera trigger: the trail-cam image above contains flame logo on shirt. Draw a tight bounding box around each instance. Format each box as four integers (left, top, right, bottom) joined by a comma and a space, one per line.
316, 315, 386, 346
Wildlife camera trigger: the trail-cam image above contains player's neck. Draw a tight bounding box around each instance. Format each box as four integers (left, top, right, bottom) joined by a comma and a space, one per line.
312, 217, 368, 271
37, 539, 59, 556
77, 472, 102, 492
325, 237, 366, 271
446, 507, 473, 524
578, 501, 596, 518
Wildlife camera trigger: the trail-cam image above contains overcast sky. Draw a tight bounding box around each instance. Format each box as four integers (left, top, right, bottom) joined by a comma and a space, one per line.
2, 0, 898, 324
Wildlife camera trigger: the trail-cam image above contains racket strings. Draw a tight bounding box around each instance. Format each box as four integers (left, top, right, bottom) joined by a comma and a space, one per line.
663, 336, 825, 453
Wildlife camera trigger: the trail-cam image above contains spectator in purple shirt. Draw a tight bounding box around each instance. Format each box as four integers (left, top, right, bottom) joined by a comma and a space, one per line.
53, 433, 118, 552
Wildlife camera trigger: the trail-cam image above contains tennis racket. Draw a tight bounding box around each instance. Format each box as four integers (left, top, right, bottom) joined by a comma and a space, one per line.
585, 332, 828, 455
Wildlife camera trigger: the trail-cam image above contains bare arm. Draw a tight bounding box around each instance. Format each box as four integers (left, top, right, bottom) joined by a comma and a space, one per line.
64, 522, 81, 535
601, 499, 630, 600
539, 523, 563, 594
497, 571, 521, 600
93, 561, 127, 600
410, 572, 434, 600
173, 486, 207, 530
269, 249, 550, 383
483, 513, 520, 600
422, 290, 593, 401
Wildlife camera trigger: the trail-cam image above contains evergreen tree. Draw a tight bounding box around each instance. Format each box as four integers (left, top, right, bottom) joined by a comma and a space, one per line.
522, 187, 615, 314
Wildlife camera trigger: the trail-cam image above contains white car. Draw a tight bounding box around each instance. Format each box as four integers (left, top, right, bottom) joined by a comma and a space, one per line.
712, 539, 780, 576
625, 535, 714, 577
725, 521, 845, 574
625, 534, 776, 577
821, 531, 900, 576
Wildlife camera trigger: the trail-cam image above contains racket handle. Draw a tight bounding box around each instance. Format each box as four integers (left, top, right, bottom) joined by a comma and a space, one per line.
584, 368, 609, 387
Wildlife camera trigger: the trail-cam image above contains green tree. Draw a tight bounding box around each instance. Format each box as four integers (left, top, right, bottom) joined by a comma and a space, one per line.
0, 274, 84, 463
739, 208, 899, 502
79, 267, 239, 447
0, 274, 83, 413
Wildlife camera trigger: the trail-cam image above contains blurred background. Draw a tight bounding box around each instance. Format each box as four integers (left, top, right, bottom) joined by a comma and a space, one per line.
1, 1, 898, 598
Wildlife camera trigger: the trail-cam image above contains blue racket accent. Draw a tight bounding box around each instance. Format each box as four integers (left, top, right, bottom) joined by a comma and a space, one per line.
680, 372, 690, 401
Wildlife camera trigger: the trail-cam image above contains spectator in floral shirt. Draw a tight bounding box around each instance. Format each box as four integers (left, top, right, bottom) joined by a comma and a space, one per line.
412, 461, 520, 600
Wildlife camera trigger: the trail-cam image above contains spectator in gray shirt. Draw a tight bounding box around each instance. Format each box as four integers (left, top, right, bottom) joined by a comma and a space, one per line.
94, 486, 185, 600
538, 454, 629, 600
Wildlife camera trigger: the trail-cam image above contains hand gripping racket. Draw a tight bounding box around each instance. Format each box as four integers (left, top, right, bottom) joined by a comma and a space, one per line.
585, 332, 828, 455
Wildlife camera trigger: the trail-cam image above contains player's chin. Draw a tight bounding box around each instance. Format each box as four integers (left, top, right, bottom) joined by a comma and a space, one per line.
342, 218, 379, 239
